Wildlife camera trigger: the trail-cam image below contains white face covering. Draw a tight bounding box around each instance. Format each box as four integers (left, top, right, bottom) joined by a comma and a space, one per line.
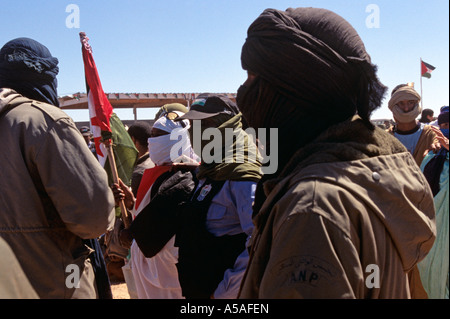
388, 86, 422, 123
148, 134, 176, 166
391, 102, 422, 123
148, 116, 199, 166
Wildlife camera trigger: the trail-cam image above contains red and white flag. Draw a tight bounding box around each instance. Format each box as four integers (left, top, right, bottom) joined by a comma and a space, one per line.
80, 32, 113, 166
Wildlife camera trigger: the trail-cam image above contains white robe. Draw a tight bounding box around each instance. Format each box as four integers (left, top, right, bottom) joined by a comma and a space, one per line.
129, 174, 184, 299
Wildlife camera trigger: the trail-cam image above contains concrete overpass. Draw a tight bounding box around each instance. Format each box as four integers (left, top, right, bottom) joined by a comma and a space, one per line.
59, 92, 236, 126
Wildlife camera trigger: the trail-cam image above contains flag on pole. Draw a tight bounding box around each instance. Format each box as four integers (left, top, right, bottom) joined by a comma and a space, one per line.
421, 60, 436, 79
80, 32, 137, 188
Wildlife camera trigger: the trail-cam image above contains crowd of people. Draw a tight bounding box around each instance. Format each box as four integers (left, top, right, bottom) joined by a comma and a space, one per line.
0, 6, 448, 300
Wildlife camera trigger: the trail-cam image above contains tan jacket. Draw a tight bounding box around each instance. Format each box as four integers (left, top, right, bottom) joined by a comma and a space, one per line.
239, 117, 436, 299
0, 89, 115, 298
0, 237, 38, 299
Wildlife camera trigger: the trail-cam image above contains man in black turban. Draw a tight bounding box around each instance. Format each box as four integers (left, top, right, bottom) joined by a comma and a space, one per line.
0, 37, 60, 107
237, 8, 435, 299
0, 38, 115, 299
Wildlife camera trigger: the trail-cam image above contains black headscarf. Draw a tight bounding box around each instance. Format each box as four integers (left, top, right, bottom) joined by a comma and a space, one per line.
237, 7, 386, 160
237, 7, 387, 216
0, 37, 60, 107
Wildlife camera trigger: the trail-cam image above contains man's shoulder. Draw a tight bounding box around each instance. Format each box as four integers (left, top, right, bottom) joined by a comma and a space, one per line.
29, 100, 71, 122
1, 89, 69, 123
151, 169, 196, 202
9, 96, 71, 124
135, 154, 154, 169
420, 124, 439, 144
422, 124, 437, 134
4, 94, 76, 137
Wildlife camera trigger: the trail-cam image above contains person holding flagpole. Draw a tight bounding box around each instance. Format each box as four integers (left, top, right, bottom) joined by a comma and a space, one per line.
0, 37, 116, 299
112, 108, 200, 299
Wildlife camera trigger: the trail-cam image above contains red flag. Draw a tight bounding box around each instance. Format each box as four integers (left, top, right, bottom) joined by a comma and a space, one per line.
79, 32, 138, 227
80, 32, 114, 164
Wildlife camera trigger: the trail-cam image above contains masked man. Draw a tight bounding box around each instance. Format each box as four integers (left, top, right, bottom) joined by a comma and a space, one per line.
236, 7, 435, 299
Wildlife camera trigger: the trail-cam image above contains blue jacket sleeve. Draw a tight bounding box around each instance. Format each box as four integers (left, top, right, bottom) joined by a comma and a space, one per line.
212, 181, 256, 299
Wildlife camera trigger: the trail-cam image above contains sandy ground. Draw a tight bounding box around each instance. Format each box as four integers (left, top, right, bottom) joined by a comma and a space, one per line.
111, 280, 130, 299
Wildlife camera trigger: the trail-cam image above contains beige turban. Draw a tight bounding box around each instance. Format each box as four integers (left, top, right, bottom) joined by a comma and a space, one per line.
388, 86, 422, 123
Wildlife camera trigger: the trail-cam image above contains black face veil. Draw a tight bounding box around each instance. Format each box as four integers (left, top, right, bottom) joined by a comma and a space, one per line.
0, 37, 60, 107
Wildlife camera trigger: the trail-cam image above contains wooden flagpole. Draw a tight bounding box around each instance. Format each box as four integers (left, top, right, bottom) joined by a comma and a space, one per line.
103, 138, 131, 229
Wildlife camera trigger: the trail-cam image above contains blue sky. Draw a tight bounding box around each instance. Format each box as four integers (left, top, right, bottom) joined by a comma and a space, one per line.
1, 0, 448, 122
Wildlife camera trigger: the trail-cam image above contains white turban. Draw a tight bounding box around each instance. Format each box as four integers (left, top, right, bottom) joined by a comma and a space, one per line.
152, 112, 190, 132
148, 116, 199, 166
388, 86, 422, 123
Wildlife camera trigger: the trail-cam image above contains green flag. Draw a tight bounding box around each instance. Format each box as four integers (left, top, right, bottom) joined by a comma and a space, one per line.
103, 113, 138, 188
